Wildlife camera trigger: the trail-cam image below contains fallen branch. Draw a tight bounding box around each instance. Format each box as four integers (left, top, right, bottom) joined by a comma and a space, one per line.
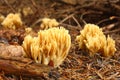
0, 56, 52, 78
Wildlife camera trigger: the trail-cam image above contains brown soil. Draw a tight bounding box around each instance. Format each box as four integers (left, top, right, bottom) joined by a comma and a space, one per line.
0, 0, 120, 80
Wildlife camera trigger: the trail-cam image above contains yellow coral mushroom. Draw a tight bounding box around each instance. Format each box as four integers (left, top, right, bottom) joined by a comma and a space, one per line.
22, 27, 71, 67
0, 14, 5, 23
103, 35, 116, 57
40, 18, 59, 29
2, 13, 22, 29
76, 24, 116, 57
22, 35, 33, 58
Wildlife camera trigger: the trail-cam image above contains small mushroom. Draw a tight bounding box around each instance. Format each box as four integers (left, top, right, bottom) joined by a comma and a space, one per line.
2, 13, 23, 30
40, 18, 59, 29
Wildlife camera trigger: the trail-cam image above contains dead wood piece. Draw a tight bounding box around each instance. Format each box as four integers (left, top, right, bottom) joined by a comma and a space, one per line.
0, 56, 52, 78
0, 44, 25, 57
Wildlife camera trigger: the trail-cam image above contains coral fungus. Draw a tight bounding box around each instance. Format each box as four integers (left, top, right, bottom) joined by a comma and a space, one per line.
40, 18, 59, 29
76, 24, 116, 57
2, 13, 22, 29
22, 27, 71, 67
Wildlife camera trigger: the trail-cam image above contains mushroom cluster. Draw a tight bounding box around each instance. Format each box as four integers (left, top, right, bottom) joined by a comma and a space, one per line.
22, 27, 71, 67
2, 13, 22, 30
76, 24, 116, 57
40, 18, 59, 29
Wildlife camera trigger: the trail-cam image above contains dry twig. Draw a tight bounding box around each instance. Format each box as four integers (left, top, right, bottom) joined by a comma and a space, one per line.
72, 16, 82, 29
0, 56, 52, 78
104, 28, 120, 34
3, 0, 16, 13
60, 13, 75, 24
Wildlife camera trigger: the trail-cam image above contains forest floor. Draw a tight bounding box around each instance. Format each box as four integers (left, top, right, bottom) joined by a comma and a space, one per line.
0, 0, 120, 80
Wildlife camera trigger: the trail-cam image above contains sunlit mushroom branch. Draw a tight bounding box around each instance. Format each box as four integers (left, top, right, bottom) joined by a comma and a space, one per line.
76, 24, 116, 57
1, 13, 23, 30
22, 27, 71, 67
